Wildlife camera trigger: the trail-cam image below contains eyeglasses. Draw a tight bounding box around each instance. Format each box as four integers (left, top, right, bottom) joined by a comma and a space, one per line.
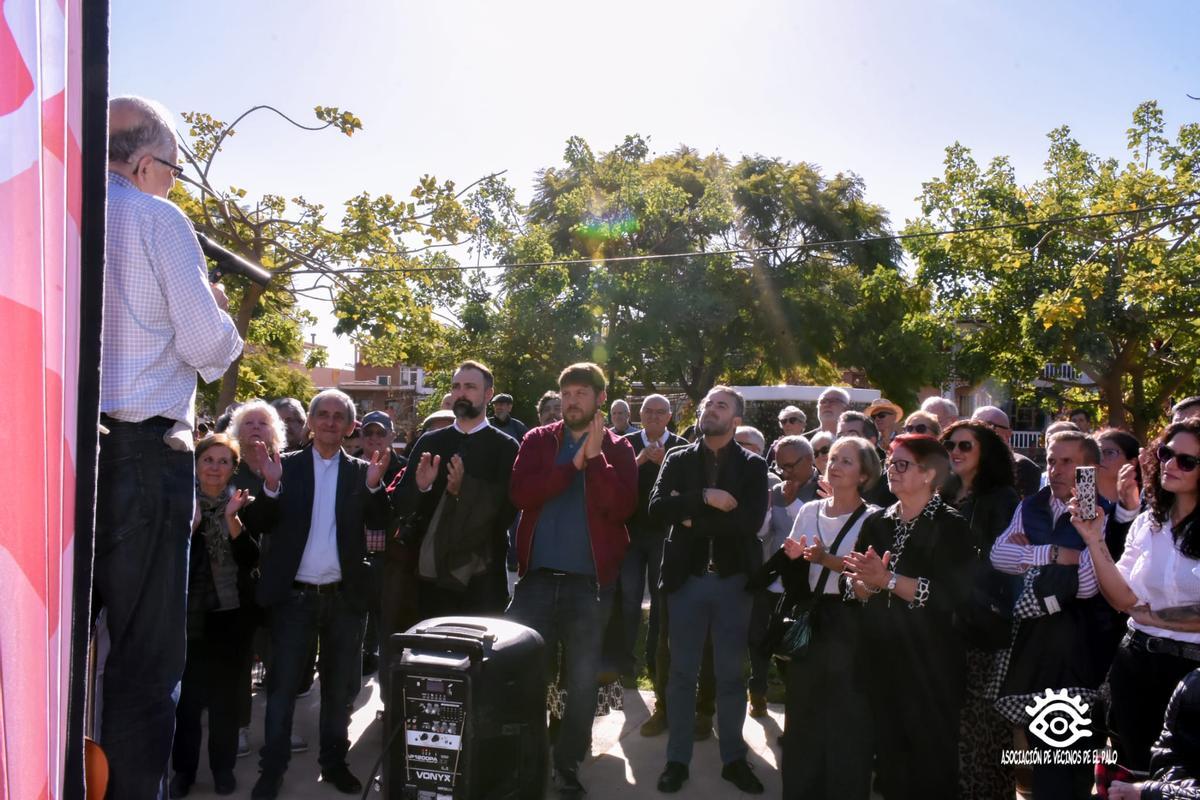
814, 447, 830, 457
885, 458, 913, 473
152, 156, 184, 179
779, 417, 804, 425
978, 420, 1010, 431
776, 458, 802, 471
870, 411, 894, 420
904, 424, 931, 434
944, 439, 974, 453
1158, 444, 1200, 472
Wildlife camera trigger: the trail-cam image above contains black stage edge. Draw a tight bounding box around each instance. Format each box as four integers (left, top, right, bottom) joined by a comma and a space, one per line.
63, 1, 109, 797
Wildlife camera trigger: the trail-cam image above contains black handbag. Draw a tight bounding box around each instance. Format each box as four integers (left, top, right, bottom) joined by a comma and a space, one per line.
763, 504, 867, 660
957, 561, 1016, 650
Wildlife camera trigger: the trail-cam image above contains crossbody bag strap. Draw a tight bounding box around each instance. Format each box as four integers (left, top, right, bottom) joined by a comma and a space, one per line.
812, 502, 868, 597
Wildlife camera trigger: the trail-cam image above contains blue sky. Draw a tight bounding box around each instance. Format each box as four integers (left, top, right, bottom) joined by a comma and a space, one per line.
110, 0, 1200, 366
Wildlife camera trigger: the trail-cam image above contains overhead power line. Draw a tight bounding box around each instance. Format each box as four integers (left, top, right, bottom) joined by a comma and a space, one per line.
279, 198, 1200, 276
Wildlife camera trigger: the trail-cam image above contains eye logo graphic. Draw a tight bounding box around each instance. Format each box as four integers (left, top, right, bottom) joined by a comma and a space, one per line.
1025, 689, 1093, 748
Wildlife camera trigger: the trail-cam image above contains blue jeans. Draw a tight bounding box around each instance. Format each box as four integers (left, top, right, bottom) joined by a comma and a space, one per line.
94, 417, 195, 800
260, 587, 364, 775
617, 533, 664, 676
506, 570, 613, 773
666, 573, 753, 765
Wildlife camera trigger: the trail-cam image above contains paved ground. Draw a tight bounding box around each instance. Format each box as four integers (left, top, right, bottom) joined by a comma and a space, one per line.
180, 673, 785, 798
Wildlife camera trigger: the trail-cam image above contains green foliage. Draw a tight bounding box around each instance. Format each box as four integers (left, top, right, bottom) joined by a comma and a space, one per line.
906, 101, 1200, 438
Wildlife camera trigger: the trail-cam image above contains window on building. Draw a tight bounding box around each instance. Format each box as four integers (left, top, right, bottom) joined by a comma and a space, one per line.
377, 375, 390, 386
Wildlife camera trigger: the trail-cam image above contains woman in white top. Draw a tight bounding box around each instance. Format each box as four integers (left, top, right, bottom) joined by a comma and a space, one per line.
1073, 418, 1200, 786
776, 436, 880, 800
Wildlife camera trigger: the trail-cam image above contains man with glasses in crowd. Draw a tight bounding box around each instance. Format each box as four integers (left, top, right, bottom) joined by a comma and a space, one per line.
865, 398, 903, 449
808, 387, 850, 438
98, 95, 243, 800
973, 405, 1043, 499
767, 406, 807, 467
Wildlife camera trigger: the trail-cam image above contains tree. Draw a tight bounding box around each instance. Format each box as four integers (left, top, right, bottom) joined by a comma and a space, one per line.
906, 101, 1200, 439
456, 136, 947, 416
173, 104, 514, 411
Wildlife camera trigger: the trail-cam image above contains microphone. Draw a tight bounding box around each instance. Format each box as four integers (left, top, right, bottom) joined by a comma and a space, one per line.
195, 232, 272, 287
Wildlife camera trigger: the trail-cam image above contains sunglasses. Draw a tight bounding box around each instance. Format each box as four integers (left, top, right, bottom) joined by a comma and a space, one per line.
870, 411, 894, 420
1158, 444, 1200, 472
780, 417, 804, 425
904, 424, 931, 434
944, 440, 974, 453
885, 458, 913, 474
814, 446, 830, 457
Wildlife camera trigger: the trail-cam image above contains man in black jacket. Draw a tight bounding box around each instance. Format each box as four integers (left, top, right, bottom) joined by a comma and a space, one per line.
618, 394, 687, 681
390, 360, 519, 618
649, 386, 768, 795
246, 390, 392, 800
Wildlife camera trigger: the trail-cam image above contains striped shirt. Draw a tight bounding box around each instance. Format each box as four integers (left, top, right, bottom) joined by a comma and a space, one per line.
990, 496, 1137, 598
101, 172, 242, 425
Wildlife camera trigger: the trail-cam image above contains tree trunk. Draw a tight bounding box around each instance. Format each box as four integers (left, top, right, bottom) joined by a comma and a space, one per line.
1131, 368, 1148, 442
1098, 369, 1128, 432
216, 283, 265, 411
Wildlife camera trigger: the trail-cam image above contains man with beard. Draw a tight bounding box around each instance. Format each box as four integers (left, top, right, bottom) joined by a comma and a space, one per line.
488, 392, 529, 441
389, 360, 519, 617
507, 362, 638, 798
650, 386, 769, 795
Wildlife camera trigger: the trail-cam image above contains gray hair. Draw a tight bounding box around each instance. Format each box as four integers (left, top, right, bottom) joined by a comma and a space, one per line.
610, 399, 630, 413
971, 405, 1010, 427
735, 425, 765, 454
308, 389, 356, 426
921, 396, 959, 420
818, 387, 850, 405
641, 394, 672, 413
778, 405, 807, 426
108, 96, 177, 163
229, 399, 287, 452
774, 435, 813, 460
811, 430, 835, 453
271, 397, 307, 422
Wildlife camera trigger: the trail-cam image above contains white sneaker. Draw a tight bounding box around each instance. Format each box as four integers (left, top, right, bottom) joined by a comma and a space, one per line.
237, 727, 250, 758
290, 732, 309, 753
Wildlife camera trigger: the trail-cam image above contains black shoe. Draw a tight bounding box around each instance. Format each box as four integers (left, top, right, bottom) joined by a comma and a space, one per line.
657, 762, 688, 793
721, 759, 764, 794
251, 770, 283, 800
213, 770, 236, 795
321, 763, 363, 794
168, 772, 193, 799
554, 767, 585, 798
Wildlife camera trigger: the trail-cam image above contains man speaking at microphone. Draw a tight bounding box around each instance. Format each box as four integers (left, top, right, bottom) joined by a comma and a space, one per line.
96, 96, 242, 800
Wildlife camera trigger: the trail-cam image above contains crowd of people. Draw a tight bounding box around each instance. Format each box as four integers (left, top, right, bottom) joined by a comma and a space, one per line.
95, 94, 1200, 800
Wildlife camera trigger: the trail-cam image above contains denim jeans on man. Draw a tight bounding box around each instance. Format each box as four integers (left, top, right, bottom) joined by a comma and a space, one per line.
506, 570, 614, 773
259, 586, 364, 776
94, 416, 195, 800
666, 572, 754, 765
617, 531, 664, 676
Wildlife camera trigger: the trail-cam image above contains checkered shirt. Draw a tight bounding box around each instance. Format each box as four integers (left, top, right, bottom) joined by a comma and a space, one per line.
101, 173, 242, 425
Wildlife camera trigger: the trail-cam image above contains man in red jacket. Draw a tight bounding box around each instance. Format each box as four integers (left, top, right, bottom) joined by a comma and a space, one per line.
507, 362, 638, 798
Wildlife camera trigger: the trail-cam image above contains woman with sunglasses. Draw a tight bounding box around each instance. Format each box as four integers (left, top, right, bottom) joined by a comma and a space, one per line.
811, 430, 834, 476
940, 421, 1020, 800
1071, 418, 1200, 784
902, 409, 942, 438
842, 434, 975, 799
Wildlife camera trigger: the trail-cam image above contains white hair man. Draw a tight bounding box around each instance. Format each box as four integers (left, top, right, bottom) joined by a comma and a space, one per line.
96, 96, 243, 799
812, 387, 850, 436
920, 396, 960, 430
609, 398, 640, 436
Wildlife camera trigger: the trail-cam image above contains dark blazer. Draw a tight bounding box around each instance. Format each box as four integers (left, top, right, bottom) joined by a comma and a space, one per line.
623, 429, 688, 537
649, 438, 769, 593
247, 445, 390, 611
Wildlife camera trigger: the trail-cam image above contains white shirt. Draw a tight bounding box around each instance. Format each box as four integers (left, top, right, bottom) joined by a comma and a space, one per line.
295, 448, 343, 584
788, 499, 870, 594
641, 428, 670, 448
101, 173, 243, 425
1117, 511, 1200, 644
455, 418, 490, 435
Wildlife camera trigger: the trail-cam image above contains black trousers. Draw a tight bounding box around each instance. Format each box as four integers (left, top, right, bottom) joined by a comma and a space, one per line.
173, 606, 255, 779
1107, 636, 1199, 772
783, 599, 871, 800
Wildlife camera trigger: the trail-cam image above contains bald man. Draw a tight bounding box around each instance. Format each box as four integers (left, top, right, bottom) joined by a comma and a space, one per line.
608, 398, 640, 436
99, 96, 242, 799
972, 405, 1042, 499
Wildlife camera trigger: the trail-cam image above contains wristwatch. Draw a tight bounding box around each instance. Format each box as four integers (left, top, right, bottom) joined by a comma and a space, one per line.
886, 572, 899, 593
